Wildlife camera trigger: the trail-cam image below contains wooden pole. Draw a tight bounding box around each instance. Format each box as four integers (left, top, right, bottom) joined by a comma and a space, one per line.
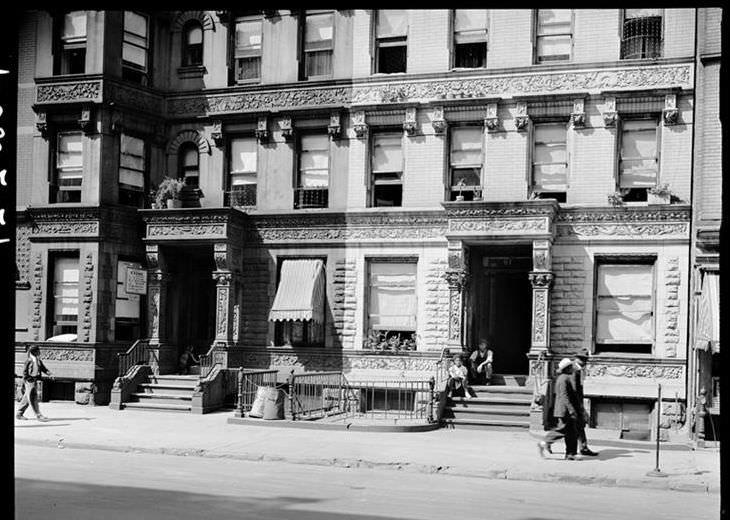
646, 383, 668, 477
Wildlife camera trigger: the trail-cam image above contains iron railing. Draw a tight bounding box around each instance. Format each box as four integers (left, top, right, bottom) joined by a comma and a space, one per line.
288, 371, 355, 420
225, 186, 257, 208
117, 339, 155, 377
346, 379, 435, 422
199, 344, 225, 379
294, 187, 328, 209
234, 368, 280, 416
621, 16, 663, 60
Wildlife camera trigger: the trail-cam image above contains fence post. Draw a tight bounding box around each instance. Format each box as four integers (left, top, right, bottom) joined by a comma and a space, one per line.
235, 367, 244, 418
288, 370, 296, 421
428, 377, 435, 423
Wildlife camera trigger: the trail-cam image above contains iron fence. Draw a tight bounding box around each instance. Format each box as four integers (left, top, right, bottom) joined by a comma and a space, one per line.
345, 379, 435, 422
288, 371, 354, 420
234, 368, 280, 416
225, 186, 257, 208
294, 187, 328, 209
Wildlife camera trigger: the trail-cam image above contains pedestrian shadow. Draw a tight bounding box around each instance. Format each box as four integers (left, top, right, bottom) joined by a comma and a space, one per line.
15, 423, 71, 428
594, 448, 649, 460
46, 417, 95, 422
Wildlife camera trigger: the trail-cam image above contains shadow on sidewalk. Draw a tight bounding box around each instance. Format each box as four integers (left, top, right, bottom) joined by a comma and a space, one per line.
15, 423, 71, 428
594, 448, 649, 460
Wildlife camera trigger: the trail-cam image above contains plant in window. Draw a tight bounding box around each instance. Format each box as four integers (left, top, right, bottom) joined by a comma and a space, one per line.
154, 177, 185, 208
648, 183, 680, 203
455, 178, 466, 201
607, 191, 625, 206
472, 187, 483, 201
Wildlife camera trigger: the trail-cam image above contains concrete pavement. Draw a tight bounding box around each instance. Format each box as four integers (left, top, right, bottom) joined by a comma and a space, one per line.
13, 402, 719, 494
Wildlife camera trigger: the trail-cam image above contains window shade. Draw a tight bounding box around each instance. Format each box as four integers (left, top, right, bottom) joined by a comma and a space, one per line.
63, 11, 87, 40
305, 12, 333, 50
186, 25, 203, 45
369, 262, 417, 330
454, 9, 487, 32
300, 135, 329, 187
596, 264, 654, 343
372, 134, 403, 173
377, 10, 408, 38
450, 127, 483, 166
54, 258, 79, 318
625, 9, 663, 19
230, 138, 257, 173
235, 20, 262, 57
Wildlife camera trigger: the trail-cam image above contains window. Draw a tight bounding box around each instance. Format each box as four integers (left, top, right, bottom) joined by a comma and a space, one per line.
122, 11, 150, 84
119, 134, 145, 207
234, 17, 262, 82
182, 21, 204, 66
370, 132, 403, 207
595, 261, 655, 354
53, 132, 83, 203
449, 127, 483, 201
228, 137, 257, 207
619, 119, 659, 202
621, 9, 662, 59
178, 143, 199, 187
115, 260, 142, 341
453, 10, 487, 69
535, 9, 572, 63
295, 134, 329, 209
375, 10, 408, 74
51, 256, 80, 337
301, 11, 334, 79
58, 11, 87, 74
532, 123, 568, 202
272, 259, 326, 347
367, 260, 417, 349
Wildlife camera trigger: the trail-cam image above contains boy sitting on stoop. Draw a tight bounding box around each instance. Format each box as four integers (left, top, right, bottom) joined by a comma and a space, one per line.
447, 354, 474, 399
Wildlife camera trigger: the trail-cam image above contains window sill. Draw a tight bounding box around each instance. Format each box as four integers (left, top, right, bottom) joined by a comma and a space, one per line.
177, 65, 207, 79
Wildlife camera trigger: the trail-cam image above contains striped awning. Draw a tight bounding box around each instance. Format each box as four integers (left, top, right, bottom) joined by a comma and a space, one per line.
268, 259, 325, 323
695, 272, 720, 353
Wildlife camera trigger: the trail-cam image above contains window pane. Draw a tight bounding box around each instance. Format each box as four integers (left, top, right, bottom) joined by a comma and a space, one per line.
231, 172, 257, 186
120, 169, 144, 188
621, 124, 657, 159
305, 50, 333, 77
597, 265, 653, 296
182, 148, 198, 167
454, 9, 487, 32
63, 11, 87, 40
301, 134, 329, 151
123, 44, 147, 68
625, 9, 663, 19
305, 13, 333, 45
598, 296, 653, 313
58, 134, 83, 169
124, 12, 147, 37
301, 149, 329, 171
54, 258, 79, 317
300, 169, 329, 188
537, 9, 572, 31
231, 138, 257, 173
372, 135, 402, 172
596, 313, 653, 342
452, 168, 481, 187
236, 20, 262, 53
186, 25, 203, 45
369, 262, 416, 330
377, 10, 408, 38
121, 134, 144, 157
535, 124, 566, 143
534, 143, 566, 164
537, 35, 571, 59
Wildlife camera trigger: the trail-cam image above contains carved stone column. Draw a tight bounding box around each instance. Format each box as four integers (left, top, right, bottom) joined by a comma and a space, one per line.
145, 244, 176, 374
210, 242, 242, 367
444, 242, 469, 351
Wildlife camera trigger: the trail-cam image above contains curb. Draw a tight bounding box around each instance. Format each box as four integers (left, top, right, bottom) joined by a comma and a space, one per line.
15, 437, 718, 494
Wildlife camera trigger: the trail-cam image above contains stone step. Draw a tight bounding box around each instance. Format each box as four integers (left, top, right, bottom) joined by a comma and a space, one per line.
130, 393, 193, 406
442, 418, 530, 430
469, 385, 532, 395
447, 402, 530, 414
447, 408, 530, 422
137, 383, 198, 396
146, 376, 199, 387
449, 396, 532, 406
122, 402, 192, 412
487, 375, 528, 386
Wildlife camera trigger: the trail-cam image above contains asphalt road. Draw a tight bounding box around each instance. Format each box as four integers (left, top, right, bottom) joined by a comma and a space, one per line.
15, 445, 719, 520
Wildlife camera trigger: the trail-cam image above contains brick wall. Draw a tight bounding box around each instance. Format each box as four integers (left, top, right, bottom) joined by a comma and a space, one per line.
549, 252, 591, 355
488, 9, 533, 69
240, 255, 271, 345
573, 10, 620, 63
569, 110, 617, 205
421, 257, 449, 351
696, 63, 722, 221
402, 121, 446, 207
664, 8, 696, 59
407, 10, 450, 74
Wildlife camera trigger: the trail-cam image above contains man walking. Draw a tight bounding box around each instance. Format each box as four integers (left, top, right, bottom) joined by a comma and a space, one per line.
16, 345, 53, 422
538, 358, 579, 460
573, 348, 598, 457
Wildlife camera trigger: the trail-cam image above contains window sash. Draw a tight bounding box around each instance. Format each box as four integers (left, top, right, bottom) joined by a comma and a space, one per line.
230, 138, 257, 174
304, 12, 333, 50
235, 19, 262, 57
62, 11, 87, 42
595, 263, 654, 343
186, 25, 203, 45
625, 9, 663, 19
371, 134, 403, 173
368, 261, 417, 330
376, 10, 408, 39
450, 127, 483, 167
119, 134, 145, 189
454, 9, 488, 32
54, 258, 80, 318
123, 12, 148, 69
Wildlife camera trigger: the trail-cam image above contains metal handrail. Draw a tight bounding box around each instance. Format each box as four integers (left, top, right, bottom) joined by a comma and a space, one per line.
199, 344, 223, 379
117, 339, 152, 377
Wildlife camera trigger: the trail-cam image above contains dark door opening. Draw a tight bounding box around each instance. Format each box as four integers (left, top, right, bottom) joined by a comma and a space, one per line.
469, 245, 533, 375
165, 245, 216, 359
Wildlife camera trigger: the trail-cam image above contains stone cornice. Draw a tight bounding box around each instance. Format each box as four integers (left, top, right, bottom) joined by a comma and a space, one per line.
26, 205, 140, 242
557, 205, 691, 223
141, 207, 247, 242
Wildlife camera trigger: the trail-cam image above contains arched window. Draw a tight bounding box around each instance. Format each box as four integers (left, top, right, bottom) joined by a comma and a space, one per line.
178, 143, 199, 187
182, 21, 204, 66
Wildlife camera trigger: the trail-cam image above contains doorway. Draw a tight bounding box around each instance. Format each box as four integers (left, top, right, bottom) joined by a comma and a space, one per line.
469, 245, 533, 375
164, 245, 216, 359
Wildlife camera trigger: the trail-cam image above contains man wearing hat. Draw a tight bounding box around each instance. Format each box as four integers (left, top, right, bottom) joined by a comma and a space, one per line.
573, 348, 598, 456
538, 357, 579, 460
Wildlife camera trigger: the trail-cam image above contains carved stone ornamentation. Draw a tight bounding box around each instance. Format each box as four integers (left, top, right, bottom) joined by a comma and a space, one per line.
514, 102, 529, 131
532, 289, 548, 345
484, 102, 499, 131
213, 243, 229, 271
569, 98, 585, 128
443, 268, 468, 291
403, 107, 417, 136
352, 111, 368, 138
35, 80, 102, 104
602, 96, 618, 127
31, 253, 43, 340
78, 106, 93, 133
448, 290, 462, 341
35, 111, 48, 138
328, 112, 341, 140
662, 94, 678, 125
37, 348, 94, 362
213, 271, 233, 286
431, 106, 446, 135
216, 286, 230, 337
532, 240, 552, 271
210, 120, 224, 147
80, 252, 94, 342
279, 115, 294, 140
585, 364, 683, 379
528, 271, 554, 289
255, 116, 269, 142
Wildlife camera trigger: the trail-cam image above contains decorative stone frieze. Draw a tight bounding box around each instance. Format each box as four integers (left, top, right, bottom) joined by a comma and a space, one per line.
569, 98, 585, 128
26, 207, 104, 240
279, 115, 294, 140
558, 222, 689, 239
327, 112, 341, 140
449, 218, 548, 235
403, 107, 417, 136
662, 94, 679, 125
585, 364, 684, 379
165, 64, 693, 116
352, 111, 368, 138
35, 80, 102, 104
31, 347, 94, 362
529, 271, 554, 289
557, 206, 691, 240
255, 116, 269, 142
147, 224, 226, 238
210, 120, 224, 147
514, 102, 530, 130
484, 102, 499, 131
431, 106, 446, 135
601, 96, 618, 127
80, 252, 94, 342
443, 268, 468, 291
532, 240, 552, 271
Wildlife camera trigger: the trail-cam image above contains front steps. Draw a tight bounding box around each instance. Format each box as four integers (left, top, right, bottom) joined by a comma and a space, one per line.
441, 375, 533, 431
120, 375, 199, 413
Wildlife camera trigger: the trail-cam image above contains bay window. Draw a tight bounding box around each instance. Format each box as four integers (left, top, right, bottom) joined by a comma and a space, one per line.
228, 137, 257, 207
453, 10, 487, 69
449, 127, 483, 201
366, 260, 417, 350
375, 10, 408, 74
619, 119, 659, 202
532, 123, 568, 202
301, 11, 334, 79
535, 9, 572, 63
296, 134, 329, 209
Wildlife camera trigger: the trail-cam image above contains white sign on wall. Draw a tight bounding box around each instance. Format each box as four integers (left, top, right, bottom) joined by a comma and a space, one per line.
126, 267, 147, 295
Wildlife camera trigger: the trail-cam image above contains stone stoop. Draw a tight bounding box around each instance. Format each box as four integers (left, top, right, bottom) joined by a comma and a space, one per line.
441, 375, 532, 431
121, 375, 199, 413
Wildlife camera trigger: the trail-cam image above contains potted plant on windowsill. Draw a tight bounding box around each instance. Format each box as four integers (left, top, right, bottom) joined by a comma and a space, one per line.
154, 177, 186, 209
472, 187, 483, 202
607, 190, 625, 207
648, 183, 675, 205
455, 179, 466, 201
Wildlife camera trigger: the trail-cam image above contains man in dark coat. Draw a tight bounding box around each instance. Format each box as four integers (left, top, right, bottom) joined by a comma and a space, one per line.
16, 345, 53, 421
538, 358, 579, 460
573, 348, 598, 456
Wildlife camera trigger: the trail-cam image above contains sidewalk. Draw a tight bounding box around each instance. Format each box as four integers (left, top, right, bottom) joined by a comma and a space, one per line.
14, 402, 719, 494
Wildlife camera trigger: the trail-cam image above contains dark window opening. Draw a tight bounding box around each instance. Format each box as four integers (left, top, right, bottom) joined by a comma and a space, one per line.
622, 188, 648, 202
182, 22, 204, 66
454, 42, 486, 68
377, 42, 407, 74
373, 184, 402, 207
534, 192, 566, 203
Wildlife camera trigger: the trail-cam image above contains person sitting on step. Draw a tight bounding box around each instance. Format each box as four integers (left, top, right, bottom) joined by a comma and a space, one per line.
178, 345, 200, 375
447, 354, 474, 399
469, 339, 494, 386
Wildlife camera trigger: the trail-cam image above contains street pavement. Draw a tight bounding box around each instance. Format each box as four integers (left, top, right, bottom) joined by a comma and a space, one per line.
15, 444, 720, 520
13, 402, 720, 494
